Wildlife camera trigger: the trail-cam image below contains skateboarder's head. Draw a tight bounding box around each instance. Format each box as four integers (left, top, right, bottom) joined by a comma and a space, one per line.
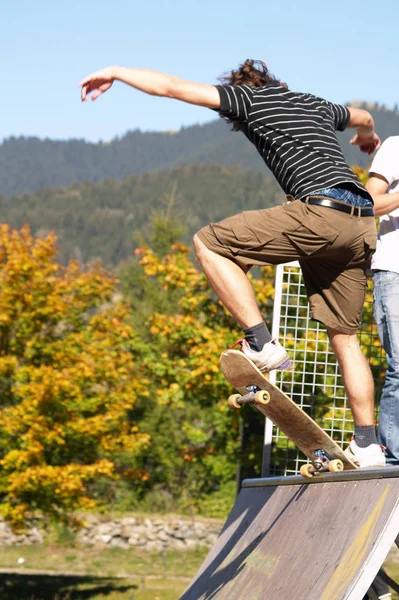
219, 59, 286, 90
218, 59, 287, 131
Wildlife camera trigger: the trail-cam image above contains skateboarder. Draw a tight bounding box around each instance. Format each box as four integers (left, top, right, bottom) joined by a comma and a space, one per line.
79, 60, 386, 468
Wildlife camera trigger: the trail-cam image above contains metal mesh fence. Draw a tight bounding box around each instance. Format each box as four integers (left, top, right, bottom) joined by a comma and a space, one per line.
267, 262, 386, 477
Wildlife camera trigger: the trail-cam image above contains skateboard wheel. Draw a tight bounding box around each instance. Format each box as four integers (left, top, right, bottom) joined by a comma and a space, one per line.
254, 390, 270, 405
228, 394, 242, 409
300, 464, 314, 478
328, 459, 344, 473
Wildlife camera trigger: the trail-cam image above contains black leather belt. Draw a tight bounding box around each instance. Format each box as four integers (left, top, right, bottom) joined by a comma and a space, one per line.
304, 196, 374, 217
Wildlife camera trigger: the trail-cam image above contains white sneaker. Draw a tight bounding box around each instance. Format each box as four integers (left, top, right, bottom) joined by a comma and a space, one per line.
344, 439, 386, 469
241, 339, 291, 372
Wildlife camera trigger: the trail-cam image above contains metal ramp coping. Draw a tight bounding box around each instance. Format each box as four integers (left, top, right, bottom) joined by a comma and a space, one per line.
242, 465, 399, 487
181, 467, 399, 600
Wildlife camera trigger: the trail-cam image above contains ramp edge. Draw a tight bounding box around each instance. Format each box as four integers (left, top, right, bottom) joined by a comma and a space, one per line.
242, 466, 399, 488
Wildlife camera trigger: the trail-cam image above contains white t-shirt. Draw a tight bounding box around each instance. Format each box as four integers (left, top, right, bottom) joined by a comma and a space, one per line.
369, 136, 399, 273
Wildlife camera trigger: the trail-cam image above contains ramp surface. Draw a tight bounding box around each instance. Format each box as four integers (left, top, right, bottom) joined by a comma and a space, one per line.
181, 468, 399, 600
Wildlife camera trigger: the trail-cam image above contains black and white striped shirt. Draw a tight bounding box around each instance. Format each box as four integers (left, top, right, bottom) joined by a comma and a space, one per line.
215, 83, 370, 200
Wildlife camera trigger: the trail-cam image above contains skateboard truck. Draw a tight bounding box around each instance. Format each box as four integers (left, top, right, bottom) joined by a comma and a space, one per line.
300, 449, 344, 478
228, 385, 271, 408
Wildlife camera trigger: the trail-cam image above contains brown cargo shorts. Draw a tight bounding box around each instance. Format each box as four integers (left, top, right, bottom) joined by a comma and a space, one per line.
196, 199, 377, 334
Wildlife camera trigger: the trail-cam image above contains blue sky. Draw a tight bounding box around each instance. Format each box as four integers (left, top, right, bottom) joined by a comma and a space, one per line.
2, 0, 398, 142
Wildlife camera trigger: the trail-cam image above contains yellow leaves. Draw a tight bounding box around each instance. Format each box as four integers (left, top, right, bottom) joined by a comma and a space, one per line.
0, 225, 149, 526
1, 460, 119, 526
1, 446, 43, 471
138, 245, 205, 291
351, 165, 369, 186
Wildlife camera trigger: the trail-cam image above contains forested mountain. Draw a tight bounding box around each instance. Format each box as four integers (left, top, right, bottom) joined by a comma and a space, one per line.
0, 164, 283, 265
1, 103, 398, 197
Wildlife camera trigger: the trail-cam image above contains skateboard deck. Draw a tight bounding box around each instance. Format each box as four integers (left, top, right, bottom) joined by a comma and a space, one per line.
220, 349, 358, 476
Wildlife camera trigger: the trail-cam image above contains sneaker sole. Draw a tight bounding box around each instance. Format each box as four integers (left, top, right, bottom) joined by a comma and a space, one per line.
261, 358, 292, 373
279, 359, 292, 370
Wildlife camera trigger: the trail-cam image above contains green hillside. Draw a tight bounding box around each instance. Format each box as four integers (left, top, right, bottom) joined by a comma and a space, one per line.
1, 164, 283, 265
1, 102, 398, 197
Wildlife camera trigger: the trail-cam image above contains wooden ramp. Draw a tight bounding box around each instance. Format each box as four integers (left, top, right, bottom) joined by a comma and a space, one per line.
180, 468, 399, 600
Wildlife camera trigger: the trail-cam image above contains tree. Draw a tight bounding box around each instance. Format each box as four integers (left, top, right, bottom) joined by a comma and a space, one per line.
0, 225, 149, 526
118, 185, 187, 335
128, 242, 276, 515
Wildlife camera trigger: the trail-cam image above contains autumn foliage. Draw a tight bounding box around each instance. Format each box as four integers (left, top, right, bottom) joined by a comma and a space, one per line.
129, 244, 276, 513
0, 225, 149, 526
0, 223, 276, 526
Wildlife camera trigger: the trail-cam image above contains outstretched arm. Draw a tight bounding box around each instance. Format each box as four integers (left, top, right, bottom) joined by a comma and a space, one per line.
366, 174, 399, 217
346, 107, 381, 155
79, 66, 221, 109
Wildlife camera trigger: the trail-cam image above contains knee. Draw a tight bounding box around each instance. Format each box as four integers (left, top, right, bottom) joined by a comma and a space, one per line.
327, 327, 356, 348
193, 232, 221, 273
193, 233, 208, 262
193, 232, 201, 253
327, 328, 363, 361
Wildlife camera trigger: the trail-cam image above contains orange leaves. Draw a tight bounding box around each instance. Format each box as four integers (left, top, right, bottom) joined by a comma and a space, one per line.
3, 460, 116, 525
351, 165, 369, 186
0, 227, 279, 524
0, 226, 149, 526
136, 244, 276, 416
138, 245, 207, 292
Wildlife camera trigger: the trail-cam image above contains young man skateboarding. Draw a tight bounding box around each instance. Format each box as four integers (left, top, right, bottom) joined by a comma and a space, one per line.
80, 59, 385, 468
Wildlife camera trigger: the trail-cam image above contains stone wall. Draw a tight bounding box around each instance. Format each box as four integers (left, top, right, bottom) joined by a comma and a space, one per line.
0, 515, 223, 551
76, 516, 223, 551
0, 519, 44, 546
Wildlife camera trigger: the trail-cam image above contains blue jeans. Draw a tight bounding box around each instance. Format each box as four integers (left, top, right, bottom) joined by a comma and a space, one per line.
373, 270, 399, 465
314, 186, 373, 207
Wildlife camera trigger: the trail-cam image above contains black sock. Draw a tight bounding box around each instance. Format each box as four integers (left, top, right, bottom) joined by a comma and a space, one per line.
354, 425, 378, 448
243, 322, 272, 351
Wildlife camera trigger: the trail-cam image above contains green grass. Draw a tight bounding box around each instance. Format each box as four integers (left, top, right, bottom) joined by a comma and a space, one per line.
0, 543, 208, 600
0, 544, 208, 579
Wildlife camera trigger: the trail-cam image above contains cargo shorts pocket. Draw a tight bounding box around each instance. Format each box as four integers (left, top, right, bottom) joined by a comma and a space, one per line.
363, 235, 377, 262
212, 212, 275, 254
283, 208, 339, 256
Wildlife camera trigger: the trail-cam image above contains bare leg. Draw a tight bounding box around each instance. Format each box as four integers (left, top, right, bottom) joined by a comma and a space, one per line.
193, 234, 263, 329
327, 327, 375, 426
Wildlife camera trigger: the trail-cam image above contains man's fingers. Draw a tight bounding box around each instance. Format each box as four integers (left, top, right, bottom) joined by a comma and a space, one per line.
80, 84, 90, 102
91, 89, 103, 101
80, 80, 112, 102
78, 71, 100, 87
79, 69, 114, 102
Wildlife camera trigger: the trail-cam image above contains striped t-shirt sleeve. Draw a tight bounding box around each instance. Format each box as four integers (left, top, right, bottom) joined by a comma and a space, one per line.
215, 85, 254, 122
325, 101, 351, 131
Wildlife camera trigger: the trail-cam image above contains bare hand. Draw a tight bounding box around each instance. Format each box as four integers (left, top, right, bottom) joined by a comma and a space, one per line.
350, 132, 381, 156
79, 68, 115, 101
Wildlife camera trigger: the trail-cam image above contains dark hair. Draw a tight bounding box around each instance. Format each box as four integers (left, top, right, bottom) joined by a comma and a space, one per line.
218, 59, 287, 130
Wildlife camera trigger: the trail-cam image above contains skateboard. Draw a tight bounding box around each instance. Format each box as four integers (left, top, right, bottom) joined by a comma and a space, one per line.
220, 349, 358, 478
